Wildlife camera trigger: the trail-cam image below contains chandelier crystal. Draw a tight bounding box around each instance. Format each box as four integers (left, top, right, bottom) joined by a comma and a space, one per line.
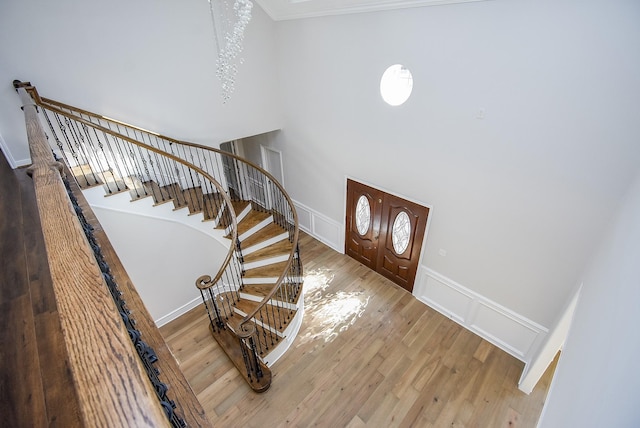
208, 0, 253, 103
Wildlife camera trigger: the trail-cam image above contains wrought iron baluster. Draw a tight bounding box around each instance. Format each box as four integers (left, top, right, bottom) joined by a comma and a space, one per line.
59, 170, 185, 427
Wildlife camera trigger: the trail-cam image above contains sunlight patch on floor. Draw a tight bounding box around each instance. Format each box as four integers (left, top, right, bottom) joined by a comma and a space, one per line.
298, 268, 370, 344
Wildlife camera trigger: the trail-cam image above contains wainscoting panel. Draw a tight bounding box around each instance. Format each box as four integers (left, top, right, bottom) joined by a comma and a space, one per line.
289, 199, 547, 364
414, 267, 548, 363
419, 272, 474, 325
471, 302, 541, 359
293, 200, 343, 253
296, 204, 313, 233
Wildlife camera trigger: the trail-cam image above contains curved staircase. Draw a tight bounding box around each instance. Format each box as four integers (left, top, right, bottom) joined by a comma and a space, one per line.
25, 83, 303, 393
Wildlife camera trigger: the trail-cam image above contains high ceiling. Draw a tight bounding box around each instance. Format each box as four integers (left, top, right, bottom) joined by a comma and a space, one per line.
254, 0, 486, 21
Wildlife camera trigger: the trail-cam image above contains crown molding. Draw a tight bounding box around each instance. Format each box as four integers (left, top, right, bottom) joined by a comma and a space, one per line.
255, 0, 489, 21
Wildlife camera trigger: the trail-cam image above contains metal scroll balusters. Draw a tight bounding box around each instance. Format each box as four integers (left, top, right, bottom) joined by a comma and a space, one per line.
59, 165, 186, 428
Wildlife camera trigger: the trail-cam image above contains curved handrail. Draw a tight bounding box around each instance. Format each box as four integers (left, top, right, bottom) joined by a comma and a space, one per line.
35, 92, 300, 337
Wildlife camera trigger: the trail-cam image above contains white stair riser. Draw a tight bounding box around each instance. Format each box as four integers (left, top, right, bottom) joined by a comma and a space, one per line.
243, 254, 289, 270
224, 203, 252, 236
232, 307, 294, 338
239, 216, 274, 241
242, 276, 302, 284
238, 292, 299, 311
242, 232, 288, 255
212, 200, 227, 228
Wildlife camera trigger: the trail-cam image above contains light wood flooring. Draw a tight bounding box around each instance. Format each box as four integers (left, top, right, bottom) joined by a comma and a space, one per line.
160, 232, 557, 427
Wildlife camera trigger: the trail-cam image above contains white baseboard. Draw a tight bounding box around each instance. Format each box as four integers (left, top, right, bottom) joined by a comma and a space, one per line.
154, 296, 202, 327
414, 267, 548, 363
292, 199, 343, 253
0, 133, 31, 169
290, 199, 547, 363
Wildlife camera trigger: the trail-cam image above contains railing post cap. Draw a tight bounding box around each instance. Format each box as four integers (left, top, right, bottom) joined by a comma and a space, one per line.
13, 80, 32, 89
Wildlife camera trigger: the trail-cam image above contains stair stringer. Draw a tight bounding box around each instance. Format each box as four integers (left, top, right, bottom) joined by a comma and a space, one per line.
82, 185, 230, 246
231, 294, 305, 367
261, 294, 304, 366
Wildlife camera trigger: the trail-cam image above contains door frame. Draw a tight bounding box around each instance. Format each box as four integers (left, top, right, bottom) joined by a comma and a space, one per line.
260, 145, 285, 210
260, 145, 285, 188
343, 176, 433, 293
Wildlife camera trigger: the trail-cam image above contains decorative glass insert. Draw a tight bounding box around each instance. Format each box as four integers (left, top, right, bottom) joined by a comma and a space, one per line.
355, 195, 371, 236
380, 64, 413, 106
392, 211, 411, 254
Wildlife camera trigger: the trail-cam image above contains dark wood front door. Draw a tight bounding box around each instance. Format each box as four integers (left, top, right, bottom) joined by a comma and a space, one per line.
345, 180, 384, 270
345, 179, 429, 292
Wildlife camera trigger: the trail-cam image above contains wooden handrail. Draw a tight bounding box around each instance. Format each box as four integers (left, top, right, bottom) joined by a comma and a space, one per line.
15, 84, 170, 426
66, 164, 212, 427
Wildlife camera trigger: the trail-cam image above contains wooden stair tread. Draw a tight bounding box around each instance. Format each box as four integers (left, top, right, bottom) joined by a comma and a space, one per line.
144, 180, 173, 205
237, 210, 272, 236
234, 298, 263, 316
231, 200, 251, 215
183, 186, 204, 214
124, 176, 153, 201
161, 183, 188, 209
243, 240, 293, 264
241, 223, 288, 249
233, 300, 297, 335
102, 179, 128, 195
242, 283, 303, 306
88, 169, 127, 195
241, 283, 276, 299
208, 324, 271, 393
243, 260, 291, 278
202, 192, 224, 221
71, 164, 102, 189
216, 200, 250, 229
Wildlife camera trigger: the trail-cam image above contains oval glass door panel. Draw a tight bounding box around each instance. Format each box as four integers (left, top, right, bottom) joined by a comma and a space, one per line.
355, 195, 371, 236
392, 211, 411, 254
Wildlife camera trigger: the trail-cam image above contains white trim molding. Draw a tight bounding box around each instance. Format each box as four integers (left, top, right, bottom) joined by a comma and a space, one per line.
414, 267, 548, 363
256, 0, 489, 21
0, 132, 31, 169
293, 199, 344, 253
154, 296, 202, 327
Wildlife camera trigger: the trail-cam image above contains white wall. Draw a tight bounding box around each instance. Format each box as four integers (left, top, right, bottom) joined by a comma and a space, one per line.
538, 170, 640, 427
272, 0, 640, 328
0, 0, 282, 166
83, 187, 231, 325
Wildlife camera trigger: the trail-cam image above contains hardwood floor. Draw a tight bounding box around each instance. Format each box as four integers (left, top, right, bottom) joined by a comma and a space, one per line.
161, 232, 557, 427
0, 151, 82, 427
2, 147, 555, 427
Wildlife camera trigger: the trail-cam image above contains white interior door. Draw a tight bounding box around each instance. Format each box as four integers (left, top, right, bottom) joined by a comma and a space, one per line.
261, 145, 284, 187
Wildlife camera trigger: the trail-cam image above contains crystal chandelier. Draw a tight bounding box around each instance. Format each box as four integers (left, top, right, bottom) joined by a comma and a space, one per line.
208, 0, 253, 103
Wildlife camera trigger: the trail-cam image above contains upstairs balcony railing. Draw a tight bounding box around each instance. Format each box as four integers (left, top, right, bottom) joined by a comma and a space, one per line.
14, 80, 199, 427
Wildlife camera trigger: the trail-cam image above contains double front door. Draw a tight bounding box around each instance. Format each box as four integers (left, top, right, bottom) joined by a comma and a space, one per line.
345, 179, 429, 293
